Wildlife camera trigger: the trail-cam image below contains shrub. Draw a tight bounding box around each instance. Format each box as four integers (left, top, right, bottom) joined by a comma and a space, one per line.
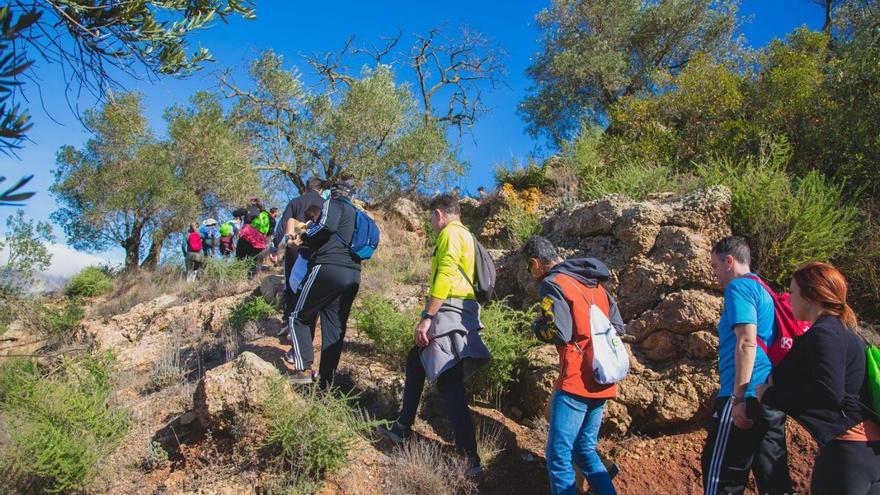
469, 300, 536, 398
353, 295, 418, 362
262, 379, 376, 482
27, 298, 85, 345
0, 351, 129, 493
698, 139, 860, 285
193, 257, 254, 299
229, 296, 275, 330
65, 266, 112, 298
580, 160, 696, 201
383, 439, 476, 495
494, 159, 549, 190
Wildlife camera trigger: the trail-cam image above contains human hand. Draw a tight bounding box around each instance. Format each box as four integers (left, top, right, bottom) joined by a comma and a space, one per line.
414, 317, 432, 347
269, 253, 278, 264
731, 400, 753, 430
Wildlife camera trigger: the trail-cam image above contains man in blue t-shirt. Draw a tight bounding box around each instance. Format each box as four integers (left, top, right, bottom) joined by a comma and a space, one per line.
701, 237, 793, 495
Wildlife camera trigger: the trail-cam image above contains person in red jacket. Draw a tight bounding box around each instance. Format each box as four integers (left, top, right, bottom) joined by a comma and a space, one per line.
524, 236, 624, 495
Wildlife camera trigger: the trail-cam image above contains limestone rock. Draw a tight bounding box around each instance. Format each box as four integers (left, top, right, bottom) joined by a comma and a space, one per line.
193, 351, 292, 432
627, 290, 723, 341
641, 330, 684, 362
387, 197, 425, 232
687, 331, 719, 360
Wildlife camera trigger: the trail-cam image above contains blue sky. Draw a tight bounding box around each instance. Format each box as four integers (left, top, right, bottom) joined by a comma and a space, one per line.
0, 0, 824, 264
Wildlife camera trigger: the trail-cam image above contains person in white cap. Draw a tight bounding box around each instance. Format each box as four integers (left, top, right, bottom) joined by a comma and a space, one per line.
200, 218, 220, 257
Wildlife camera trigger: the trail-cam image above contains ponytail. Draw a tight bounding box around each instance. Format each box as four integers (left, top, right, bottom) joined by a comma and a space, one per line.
840, 303, 858, 330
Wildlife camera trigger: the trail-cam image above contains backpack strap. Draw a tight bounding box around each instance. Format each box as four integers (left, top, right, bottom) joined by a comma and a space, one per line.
456, 232, 478, 292
564, 278, 604, 354
332, 198, 358, 248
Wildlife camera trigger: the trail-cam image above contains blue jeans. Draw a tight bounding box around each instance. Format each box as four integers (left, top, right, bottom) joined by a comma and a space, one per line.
546, 390, 616, 495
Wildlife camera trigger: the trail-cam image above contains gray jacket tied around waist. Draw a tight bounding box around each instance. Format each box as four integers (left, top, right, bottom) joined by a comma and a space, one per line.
420, 298, 492, 383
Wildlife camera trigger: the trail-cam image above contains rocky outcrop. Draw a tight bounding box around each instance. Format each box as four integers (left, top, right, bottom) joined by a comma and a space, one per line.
81, 292, 247, 371
259, 275, 285, 305
385, 197, 425, 232
193, 351, 293, 432
505, 187, 732, 434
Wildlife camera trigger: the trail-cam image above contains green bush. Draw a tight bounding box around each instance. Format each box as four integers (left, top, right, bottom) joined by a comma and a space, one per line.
500, 202, 542, 248
0, 351, 129, 493
469, 300, 536, 397
262, 379, 377, 482
494, 159, 549, 190
353, 295, 418, 362
580, 160, 696, 202
65, 267, 112, 298
229, 296, 275, 330
36, 298, 85, 344
698, 139, 860, 285
200, 257, 252, 285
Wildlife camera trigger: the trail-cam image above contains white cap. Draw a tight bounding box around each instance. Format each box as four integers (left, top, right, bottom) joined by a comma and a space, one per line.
202, 218, 217, 226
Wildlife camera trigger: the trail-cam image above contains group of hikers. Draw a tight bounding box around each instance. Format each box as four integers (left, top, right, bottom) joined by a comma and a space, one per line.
192, 176, 878, 494
182, 195, 287, 281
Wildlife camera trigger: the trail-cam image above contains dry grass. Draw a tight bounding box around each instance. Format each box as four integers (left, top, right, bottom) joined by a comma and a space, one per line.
476, 423, 504, 467
361, 217, 431, 295
383, 440, 477, 495
96, 266, 186, 320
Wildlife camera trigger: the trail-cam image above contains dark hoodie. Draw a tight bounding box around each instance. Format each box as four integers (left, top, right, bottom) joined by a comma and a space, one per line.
532, 258, 625, 343
532, 257, 625, 399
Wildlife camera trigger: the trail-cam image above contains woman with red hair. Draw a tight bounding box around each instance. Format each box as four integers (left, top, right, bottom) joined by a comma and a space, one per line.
757, 262, 880, 494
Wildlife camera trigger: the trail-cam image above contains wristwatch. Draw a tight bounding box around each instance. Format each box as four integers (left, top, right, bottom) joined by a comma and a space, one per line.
420, 309, 435, 320
732, 395, 746, 405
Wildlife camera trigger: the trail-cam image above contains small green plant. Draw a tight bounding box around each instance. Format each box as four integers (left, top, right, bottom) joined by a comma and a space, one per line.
65, 266, 113, 298
352, 295, 418, 362
141, 440, 169, 472
0, 351, 130, 493
262, 378, 377, 482
229, 296, 275, 330
470, 300, 536, 398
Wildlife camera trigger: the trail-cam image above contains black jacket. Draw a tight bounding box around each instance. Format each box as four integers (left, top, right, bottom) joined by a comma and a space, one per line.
762, 315, 872, 446
273, 189, 325, 248
303, 197, 360, 271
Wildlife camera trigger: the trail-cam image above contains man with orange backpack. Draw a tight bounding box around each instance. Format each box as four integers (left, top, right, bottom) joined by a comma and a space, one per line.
522, 236, 625, 495
703, 237, 794, 495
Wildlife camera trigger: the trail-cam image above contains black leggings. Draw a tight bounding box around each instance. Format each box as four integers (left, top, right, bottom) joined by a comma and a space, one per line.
812, 440, 880, 495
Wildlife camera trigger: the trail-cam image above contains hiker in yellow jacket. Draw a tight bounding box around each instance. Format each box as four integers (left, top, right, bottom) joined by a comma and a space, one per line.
378, 193, 491, 477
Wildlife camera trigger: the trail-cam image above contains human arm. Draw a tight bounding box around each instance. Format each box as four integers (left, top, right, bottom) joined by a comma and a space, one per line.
733, 323, 758, 429
761, 330, 846, 412
531, 279, 572, 344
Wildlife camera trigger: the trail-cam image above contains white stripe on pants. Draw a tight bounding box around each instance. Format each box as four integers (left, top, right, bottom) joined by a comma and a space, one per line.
289, 264, 321, 370
706, 398, 734, 495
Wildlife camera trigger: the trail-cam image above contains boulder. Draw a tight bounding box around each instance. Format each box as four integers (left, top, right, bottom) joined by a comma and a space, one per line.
259, 275, 285, 305
193, 351, 293, 432
387, 197, 425, 232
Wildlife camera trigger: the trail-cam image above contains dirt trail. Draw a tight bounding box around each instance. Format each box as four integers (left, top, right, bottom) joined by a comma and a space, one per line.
241, 318, 817, 495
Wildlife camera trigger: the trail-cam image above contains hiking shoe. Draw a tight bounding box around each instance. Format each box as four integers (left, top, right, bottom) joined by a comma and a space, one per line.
376, 421, 412, 444
289, 369, 314, 385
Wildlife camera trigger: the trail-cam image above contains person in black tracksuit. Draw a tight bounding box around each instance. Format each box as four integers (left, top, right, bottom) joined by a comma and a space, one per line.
284, 181, 360, 388
758, 262, 880, 495
271, 177, 325, 332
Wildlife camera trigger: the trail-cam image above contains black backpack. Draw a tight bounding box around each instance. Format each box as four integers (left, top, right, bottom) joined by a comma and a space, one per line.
459, 233, 497, 304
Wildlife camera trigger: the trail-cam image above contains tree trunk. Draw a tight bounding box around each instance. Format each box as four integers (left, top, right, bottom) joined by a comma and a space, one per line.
140, 230, 168, 270
122, 226, 143, 272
